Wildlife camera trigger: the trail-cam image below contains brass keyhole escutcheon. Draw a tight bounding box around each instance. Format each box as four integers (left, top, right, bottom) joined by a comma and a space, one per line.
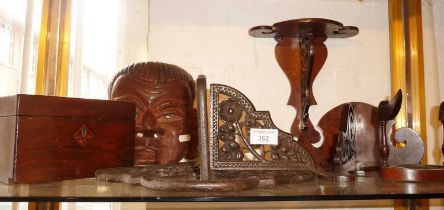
81, 127, 87, 138
73, 124, 95, 148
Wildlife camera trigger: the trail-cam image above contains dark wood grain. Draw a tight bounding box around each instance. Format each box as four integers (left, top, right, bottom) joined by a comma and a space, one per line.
275, 37, 326, 142
196, 75, 210, 181
377, 90, 402, 167
1, 94, 134, 118
0, 94, 135, 183
108, 62, 197, 165
249, 18, 359, 39
313, 102, 378, 170
273, 18, 358, 39
381, 165, 444, 182
15, 117, 134, 183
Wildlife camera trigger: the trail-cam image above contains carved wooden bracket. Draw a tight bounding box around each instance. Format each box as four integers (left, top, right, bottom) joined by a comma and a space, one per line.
209, 83, 315, 171
249, 18, 358, 145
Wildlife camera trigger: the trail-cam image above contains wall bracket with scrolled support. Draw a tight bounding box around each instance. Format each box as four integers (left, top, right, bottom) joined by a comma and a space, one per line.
249, 18, 358, 145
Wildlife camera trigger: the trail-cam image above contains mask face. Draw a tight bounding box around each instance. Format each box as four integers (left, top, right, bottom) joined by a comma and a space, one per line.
110, 74, 193, 165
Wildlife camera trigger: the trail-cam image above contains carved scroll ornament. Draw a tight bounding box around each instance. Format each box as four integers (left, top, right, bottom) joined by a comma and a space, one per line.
334, 104, 357, 172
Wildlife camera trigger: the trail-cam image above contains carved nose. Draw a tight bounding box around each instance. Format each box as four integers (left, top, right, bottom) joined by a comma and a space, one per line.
135, 110, 157, 130
142, 128, 165, 138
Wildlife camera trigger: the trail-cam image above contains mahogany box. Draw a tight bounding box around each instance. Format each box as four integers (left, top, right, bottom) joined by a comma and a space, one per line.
0, 94, 135, 183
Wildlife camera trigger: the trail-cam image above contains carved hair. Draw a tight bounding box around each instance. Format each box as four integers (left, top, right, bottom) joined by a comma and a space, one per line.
108, 62, 195, 99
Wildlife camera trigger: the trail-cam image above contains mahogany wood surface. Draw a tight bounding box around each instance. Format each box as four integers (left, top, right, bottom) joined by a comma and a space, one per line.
249, 18, 359, 39
381, 165, 444, 182
273, 19, 358, 39
0, 94, 134, 118
315, 102, 379, 170
15, 117, 134, 183
274, 37, 326, 142
377, 90, 402, 167
0, 94, 135, 183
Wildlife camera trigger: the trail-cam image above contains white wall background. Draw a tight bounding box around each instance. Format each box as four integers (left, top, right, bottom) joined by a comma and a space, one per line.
130, 0, 392, 135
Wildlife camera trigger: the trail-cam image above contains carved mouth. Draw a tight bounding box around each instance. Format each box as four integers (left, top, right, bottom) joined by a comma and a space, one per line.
135, 130, 161, 152
135, 146, 160, 152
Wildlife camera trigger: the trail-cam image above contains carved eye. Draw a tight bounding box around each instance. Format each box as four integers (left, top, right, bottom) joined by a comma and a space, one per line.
158, 113, 181, 122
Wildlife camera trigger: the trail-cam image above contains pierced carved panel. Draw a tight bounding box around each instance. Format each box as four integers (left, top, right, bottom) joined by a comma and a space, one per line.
299, 36, 314, 131
210, 84, 315, 171
334, 104, 357, 172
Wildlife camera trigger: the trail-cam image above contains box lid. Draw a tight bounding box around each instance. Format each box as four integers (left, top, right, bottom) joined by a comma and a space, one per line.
0, 94, 135, 119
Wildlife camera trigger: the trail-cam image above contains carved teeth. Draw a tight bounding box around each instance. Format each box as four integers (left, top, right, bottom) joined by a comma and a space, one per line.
178, 134, 190, 142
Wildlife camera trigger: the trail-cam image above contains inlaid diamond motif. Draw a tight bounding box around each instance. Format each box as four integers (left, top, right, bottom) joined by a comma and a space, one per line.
73, 124, 95, 147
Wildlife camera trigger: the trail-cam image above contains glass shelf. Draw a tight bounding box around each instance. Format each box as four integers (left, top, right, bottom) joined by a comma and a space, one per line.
0, 174, 443, 202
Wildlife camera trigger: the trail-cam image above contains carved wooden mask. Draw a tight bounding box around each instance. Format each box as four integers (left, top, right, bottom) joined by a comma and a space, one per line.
109, 62, 196, 166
